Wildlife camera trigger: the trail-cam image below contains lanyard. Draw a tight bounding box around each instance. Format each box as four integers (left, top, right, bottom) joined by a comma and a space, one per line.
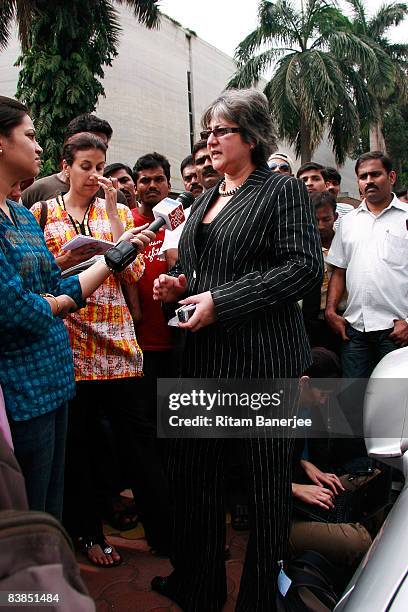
57, 193, 94, 236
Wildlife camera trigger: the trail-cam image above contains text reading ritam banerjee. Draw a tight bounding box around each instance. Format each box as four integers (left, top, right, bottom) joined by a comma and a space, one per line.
168, 415, 312, 428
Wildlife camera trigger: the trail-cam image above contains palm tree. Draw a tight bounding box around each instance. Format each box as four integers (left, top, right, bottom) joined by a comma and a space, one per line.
228, 0, 388, 164
344, 0, 408, 152
0, 1, 160, 174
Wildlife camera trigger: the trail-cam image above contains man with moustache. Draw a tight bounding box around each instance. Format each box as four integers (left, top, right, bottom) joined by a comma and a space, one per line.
132, 153, 174, 421
193, 138, 222, 190
180, 155, 203, 199
325, 151, 408, 377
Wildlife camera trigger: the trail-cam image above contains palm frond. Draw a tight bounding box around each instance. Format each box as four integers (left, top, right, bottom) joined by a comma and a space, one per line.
0, 0, 16, 50
368, 2, 408, 40
328, 30, 379, 78
234, 28, 275, 64
259, 0, 304, 48
228, 47, 288, 89
328, 93, 360, 164
116, 0, 160, 28
343, 0, 368, 32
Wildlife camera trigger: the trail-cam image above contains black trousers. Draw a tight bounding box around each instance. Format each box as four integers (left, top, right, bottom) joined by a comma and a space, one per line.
165, 436, 294, 612
63, 378, 170, 551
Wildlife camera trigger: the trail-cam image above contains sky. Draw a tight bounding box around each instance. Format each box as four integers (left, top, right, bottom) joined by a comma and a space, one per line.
159, 0, 408, 58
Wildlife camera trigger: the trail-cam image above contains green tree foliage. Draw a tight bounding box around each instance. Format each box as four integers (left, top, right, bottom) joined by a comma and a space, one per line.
345, 0, 408, 152
0, 1, 160, 175
383, 102, 408, 187
228, 0, 397, 164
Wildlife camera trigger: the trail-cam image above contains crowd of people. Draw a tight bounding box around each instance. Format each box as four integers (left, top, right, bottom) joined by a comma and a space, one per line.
0, 87, 407, 612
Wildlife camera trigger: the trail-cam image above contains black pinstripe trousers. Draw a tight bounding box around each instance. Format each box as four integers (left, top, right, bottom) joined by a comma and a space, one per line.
165, 436, 294, 612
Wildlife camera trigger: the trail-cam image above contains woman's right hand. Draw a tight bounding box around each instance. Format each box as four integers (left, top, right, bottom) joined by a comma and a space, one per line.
292, 483, 335, 510
153, 273, 187, 303
117, 224, 156, 254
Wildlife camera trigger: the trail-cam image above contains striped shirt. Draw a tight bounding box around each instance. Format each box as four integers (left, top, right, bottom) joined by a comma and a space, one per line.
0, 201, 84, 421
31, 197, 144, 381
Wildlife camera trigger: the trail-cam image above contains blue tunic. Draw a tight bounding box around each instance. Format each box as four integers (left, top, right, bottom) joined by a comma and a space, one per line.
0, 201, 84, 421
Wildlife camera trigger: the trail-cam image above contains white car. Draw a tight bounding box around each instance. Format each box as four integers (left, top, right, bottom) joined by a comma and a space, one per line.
335, 347, 408, 611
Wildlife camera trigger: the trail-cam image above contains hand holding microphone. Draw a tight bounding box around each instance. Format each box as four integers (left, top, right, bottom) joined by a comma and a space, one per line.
104, 191, 194, 272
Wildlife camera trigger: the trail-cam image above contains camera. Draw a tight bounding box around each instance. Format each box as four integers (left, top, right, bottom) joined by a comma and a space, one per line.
176, 304, 196, 323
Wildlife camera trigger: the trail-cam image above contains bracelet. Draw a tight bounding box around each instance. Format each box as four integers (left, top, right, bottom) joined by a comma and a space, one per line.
40, 293, 61, 316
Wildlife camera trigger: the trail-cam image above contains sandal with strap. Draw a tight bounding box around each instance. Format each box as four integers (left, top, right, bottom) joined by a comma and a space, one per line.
79, 535, 123, 568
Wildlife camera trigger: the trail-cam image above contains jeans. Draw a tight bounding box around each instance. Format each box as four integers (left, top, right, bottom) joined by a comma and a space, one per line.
341, 323, 398, 378
9, 403, 68, 520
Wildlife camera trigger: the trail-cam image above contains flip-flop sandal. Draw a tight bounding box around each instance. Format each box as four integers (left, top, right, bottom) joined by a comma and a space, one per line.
79, 535, 123, 567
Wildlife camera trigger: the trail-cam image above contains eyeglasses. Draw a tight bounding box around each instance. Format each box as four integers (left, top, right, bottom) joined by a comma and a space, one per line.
269, 162, 290, 172
200, 127, 242, 140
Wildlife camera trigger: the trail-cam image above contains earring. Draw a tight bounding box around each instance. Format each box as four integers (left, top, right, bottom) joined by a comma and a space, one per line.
0, 149, 3, 154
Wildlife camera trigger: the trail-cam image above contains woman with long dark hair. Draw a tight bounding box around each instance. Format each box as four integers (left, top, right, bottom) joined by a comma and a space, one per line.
0, 96, 152, 547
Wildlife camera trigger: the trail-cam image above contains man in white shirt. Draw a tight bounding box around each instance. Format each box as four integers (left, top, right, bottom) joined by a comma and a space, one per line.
325, 151, 408, 377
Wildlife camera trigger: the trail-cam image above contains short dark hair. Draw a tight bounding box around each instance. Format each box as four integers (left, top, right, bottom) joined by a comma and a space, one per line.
311, 191, 337, 214
192, 139, 208, 159
355, 151, 393, 175
64, 113, 113, 142
296, 162, 328, 181
180, 155, 194, 175
62, 132, 107, 166
396, 187, 408, 199
0, 96, 28, 137
104, 162, 133, 179
325, 167, 341, 184
133, 152, 171, 182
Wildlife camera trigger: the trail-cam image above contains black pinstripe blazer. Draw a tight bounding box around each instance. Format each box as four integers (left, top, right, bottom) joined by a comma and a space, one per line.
178, 165, 323, 378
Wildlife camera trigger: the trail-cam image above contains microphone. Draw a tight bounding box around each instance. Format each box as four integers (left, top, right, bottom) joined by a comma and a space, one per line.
149, 191, 194, 232
104, 191, 194, 273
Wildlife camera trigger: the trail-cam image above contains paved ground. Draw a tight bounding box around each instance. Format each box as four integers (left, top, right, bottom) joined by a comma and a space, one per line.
79, 520, 248, 611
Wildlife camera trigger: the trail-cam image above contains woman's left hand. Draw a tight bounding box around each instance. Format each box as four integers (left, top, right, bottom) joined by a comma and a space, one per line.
178, 291, 216, 332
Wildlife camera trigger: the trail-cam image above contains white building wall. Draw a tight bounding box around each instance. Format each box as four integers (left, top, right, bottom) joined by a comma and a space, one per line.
0, 6, 359, 196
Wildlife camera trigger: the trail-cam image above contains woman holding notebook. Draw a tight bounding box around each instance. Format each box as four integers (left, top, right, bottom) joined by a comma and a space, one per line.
0, 98, 151, 533
31, 132, 171, 567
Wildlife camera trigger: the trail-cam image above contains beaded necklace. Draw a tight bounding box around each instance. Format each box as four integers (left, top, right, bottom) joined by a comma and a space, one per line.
218, 179, 243, 197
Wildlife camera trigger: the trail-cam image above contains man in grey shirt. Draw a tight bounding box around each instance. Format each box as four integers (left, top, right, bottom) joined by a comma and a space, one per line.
22, 113, 127, 207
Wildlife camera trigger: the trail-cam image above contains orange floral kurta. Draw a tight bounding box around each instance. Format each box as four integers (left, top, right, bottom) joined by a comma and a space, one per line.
31, 197, 144, 381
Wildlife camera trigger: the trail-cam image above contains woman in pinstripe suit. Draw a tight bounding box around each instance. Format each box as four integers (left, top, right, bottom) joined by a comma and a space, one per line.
152, 89, 323, 611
